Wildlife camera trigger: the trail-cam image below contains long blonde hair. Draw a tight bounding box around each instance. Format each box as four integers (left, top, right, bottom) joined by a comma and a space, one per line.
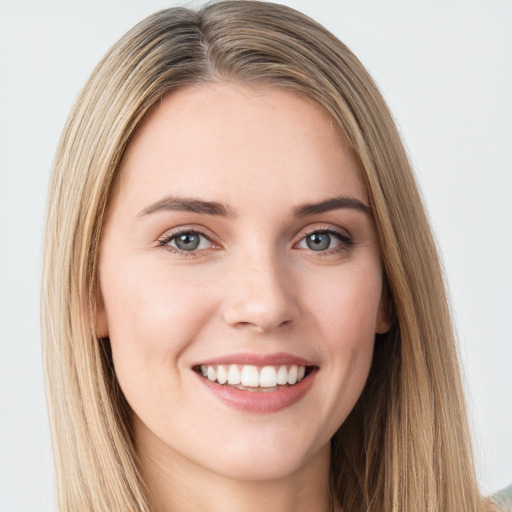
42, 2, 489, 510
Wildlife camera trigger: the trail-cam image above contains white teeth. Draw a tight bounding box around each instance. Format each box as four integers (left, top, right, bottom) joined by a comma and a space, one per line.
277, 365, 288, 385
287, 365, 298, 385
227, 364, 241, 385
207, 366, 217, 382
259, 366, 277, 387
199, 364, 309, 388
241, 365, 260, 387
216, 365, 228, 384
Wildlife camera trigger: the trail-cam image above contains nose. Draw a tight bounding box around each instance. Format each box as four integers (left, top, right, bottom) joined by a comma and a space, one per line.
221, 252, 300, 334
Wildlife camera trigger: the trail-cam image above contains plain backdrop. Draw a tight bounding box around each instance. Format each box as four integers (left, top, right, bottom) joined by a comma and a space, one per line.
1, 1, 510, 510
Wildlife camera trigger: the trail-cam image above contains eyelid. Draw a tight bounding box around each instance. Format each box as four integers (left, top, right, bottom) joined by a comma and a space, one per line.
157, 224, 216, 242
295, 223, 353, 243
293, 224, 354, 255
157, 225, 220, 254
156, 223, 354, 257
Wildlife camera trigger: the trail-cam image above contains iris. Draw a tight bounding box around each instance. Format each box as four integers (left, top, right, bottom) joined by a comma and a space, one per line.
306, 232, 331, 251
175, 232, 201, 251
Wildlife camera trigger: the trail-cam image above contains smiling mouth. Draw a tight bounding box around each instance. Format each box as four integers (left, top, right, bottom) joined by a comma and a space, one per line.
193, 364, 316, 391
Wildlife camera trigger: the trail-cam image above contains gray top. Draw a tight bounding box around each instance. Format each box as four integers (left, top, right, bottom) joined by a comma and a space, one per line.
493, 484, 512, 512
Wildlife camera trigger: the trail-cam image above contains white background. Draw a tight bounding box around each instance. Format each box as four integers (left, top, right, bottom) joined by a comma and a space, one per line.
0, 1, 510, 510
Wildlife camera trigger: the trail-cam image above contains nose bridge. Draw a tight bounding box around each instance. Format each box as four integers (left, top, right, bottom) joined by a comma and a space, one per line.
222, 244, 298, 332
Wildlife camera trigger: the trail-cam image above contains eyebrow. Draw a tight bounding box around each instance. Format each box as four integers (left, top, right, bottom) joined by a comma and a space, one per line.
138, 196, 236, 217
293, 196, 371, 216
138, 194, 371, 218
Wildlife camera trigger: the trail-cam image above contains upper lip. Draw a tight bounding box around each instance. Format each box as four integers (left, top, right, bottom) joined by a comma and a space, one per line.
193, 352, 317, 367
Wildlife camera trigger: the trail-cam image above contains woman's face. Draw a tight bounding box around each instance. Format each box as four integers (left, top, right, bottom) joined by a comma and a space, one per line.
97, 82, 390, 481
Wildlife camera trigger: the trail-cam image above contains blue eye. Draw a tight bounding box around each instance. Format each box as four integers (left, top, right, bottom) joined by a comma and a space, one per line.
305, 232, 331, 251
160, 230, 213, 253
174, 232, 201, 251
297, 230, 351, 252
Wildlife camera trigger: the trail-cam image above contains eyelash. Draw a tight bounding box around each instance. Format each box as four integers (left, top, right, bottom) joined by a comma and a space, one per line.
157, 228, 216, 257
299, 227, 354, 255
157, 226, 354, 257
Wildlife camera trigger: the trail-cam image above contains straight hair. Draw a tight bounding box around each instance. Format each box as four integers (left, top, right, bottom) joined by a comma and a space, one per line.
42, 2, 491, 510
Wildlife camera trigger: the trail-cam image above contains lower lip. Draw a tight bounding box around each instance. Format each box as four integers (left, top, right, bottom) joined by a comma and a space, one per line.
196, 369, 317, 413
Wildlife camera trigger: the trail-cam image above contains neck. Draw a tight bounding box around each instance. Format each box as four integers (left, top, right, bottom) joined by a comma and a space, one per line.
135, 423, 332, 512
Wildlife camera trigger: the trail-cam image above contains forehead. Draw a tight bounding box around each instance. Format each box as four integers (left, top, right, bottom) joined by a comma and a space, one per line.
114, 82, 367, 214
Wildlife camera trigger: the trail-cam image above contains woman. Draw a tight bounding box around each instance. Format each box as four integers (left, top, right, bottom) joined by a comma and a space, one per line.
41, 1, 508, 511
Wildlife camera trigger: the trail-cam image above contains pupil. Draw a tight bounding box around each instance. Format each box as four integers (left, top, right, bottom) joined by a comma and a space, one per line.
307, 232, 330, 251
176, 233, 200, 250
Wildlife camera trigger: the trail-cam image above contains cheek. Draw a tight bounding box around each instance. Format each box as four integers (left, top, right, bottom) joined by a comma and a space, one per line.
100, 262, 223, 431
306, 265, 383, 346
103, 260, 208, 344
301, 266, 381, 426
99, 260, 218, 394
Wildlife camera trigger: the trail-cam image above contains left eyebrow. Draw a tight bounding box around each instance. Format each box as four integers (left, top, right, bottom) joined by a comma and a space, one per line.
293, 196, 371, 217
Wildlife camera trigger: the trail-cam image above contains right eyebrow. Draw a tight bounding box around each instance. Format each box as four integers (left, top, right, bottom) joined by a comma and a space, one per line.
138, 195, 237, 217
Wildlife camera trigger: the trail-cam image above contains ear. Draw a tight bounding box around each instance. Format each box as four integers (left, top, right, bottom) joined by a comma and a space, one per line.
95, 286, 109, 338
375, 289, 393, 335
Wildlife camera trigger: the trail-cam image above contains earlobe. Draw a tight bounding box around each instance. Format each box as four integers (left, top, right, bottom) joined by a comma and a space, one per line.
375, 294, 393, 334
95, 289, 109, 339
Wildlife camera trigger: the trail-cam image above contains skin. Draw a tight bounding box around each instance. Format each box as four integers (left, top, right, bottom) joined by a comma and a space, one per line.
97, 82, 391, 512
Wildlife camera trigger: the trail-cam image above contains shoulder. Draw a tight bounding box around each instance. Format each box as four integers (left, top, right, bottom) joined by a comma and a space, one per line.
492, 484, 512, 512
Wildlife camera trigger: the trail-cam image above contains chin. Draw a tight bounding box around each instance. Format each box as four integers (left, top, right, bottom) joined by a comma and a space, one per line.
196, 432, 329, 483
208, 454, 314, 482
